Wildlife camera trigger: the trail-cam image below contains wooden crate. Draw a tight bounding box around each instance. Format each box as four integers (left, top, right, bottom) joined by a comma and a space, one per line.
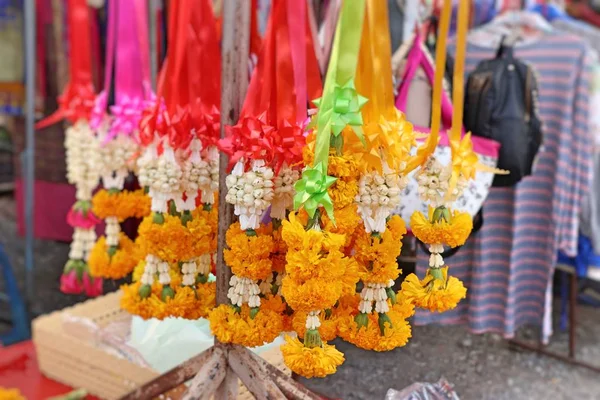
33, 291, 288, 400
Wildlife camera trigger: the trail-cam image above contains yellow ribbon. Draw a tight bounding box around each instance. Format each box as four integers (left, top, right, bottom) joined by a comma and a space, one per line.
353, 0, 417, 173
405, 0, 452, 174
446, 0, 508, 200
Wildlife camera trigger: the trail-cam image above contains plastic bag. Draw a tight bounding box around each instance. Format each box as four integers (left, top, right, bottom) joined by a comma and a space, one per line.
128, 316, 285, 373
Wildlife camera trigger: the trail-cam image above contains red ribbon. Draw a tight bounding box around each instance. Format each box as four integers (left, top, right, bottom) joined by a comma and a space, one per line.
35, 0, 94, 128
228, 0, 321, 174
219, 113, 276, 171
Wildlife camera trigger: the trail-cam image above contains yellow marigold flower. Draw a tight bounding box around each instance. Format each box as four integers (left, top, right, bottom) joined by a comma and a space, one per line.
92, 189, 134, 221
401, 267, 467, 313
120, 281, 164, 320
322, 204, 362, 249
301, 145, 360, 180
328, 178, 358, 210
393, 293, 416, 320
208, 304, 283, 347
336, 294, 361, 314
410, 207, 473, 248
192, 206, 219, 252
337, 311, 412, 352
261, 294, 287, 314
327, 153, 360, 179
336, 294, 414, 351
281, 275, 342, 312
132, 260, 145, 282
0, 387, 25, 400
285, 245, 346, 282
353, 222, 404, 284
292, 310, 338, 342
138, 215, 198, 263
186, 214, 213, 256
187, 282, 217, 319
282, 213, 345, 254
261, 294, 293, 331
271, 226, 288, 274
122, 189, 152, 219
280, 335, 344, 378
88, 234, 137, 279
387, 215, 407, 241
339, 257, 360, 296
169, 265, 183, 288
224, 223, 274, 281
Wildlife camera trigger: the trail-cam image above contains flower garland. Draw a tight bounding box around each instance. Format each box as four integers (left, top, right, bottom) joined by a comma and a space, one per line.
88, 189, 151, 280
278, 210, 359, 377
61, 121, 103, 296
0, 387, 25, 400
120, 201, 219, 319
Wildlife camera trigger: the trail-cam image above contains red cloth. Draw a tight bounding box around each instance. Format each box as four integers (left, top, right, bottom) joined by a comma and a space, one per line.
0, 341, 98, 399
15, 180, 106, 242
15, 180, 75, 242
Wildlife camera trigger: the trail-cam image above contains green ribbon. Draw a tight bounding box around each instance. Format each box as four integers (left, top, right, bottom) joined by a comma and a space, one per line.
312, 0, 366, 170
300, 0, 365, 223
293, 162, 336, 223
313, 80, 367, 143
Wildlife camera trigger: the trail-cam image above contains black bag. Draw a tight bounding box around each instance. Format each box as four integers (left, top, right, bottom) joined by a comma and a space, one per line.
463, 41, 542, 187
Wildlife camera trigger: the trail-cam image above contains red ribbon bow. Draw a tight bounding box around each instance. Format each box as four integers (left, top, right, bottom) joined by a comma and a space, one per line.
219, 113, 276, 171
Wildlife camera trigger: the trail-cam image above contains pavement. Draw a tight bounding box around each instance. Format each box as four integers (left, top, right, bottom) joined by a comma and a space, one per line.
1, 193, 600, 400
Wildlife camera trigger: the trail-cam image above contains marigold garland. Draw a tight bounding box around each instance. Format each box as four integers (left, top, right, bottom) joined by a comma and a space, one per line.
92, 189, 133, 222
292, 309, 339, 342
0, 387, 25, 400
337, 294, 414, 351
280, 335, 344, 379
137, 214, 211, 263
88, 233, 137, 279
320, 204, 362, 250
281, 276, 343, 312
401, 266, 467, 313
224, 223, 275, 281
120, 280, 216, 320
410, 207, 473, 248
208, 304, 283, 347
124, 189, 152, 219
354, 215, 406, 284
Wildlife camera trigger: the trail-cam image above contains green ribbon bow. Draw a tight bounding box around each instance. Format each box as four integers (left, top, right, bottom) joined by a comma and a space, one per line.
293, 162, 337, 223
313, 80, 368, 143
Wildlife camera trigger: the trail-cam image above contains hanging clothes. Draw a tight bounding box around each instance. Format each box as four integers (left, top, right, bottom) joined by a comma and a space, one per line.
413, 18, 593, 341
552, 18, 600, 259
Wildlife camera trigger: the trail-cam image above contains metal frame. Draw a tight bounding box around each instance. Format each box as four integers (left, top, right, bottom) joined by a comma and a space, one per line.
0, 0, 35, 344
508, 263, 600, 374
24, 0, 37, 314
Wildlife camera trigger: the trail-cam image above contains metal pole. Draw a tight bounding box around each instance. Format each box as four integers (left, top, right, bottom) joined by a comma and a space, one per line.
148, 0, 158, 90
24, 0, 37, 311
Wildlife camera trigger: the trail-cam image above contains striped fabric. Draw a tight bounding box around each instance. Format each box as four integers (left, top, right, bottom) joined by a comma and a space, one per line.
413, 32, 593, 339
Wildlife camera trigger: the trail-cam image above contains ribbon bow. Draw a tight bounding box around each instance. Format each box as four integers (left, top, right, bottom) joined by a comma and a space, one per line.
156, 106, 193, 150
219, 113, 275, 171
138, 99, 165, 146
191, 102, 221, 148
109, 95, 146, 140
90, 91, 108, 130
271, 120, 305, 174
314, 80, 368, 144
350, 109, 421, 173
446, 133, 508, 201
293, 162, 337, 223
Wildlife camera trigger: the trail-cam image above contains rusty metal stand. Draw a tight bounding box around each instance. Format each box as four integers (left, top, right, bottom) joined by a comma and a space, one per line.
508, 263, 600, 374
118, 2, 322, 399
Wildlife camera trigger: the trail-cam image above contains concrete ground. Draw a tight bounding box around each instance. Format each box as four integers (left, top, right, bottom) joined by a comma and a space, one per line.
1, 193, 600, 400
